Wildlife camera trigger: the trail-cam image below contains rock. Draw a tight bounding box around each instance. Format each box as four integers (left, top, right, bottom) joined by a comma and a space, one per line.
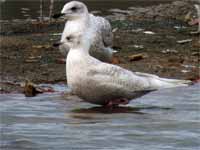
162, 49, 178, 54
23, 80, 42, 97
112, 28, 118, 33
133, 45, 144, 49
143, 31, 156, 35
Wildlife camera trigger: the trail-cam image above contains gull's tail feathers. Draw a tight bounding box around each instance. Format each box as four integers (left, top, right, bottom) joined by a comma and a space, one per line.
158, 77, 192, 88
135, 72, 192, 89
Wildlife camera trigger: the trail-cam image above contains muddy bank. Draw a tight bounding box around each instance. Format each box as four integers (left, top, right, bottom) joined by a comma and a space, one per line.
107, 1, 194, 21
0, 1, 196, 35
0, 0, 199, 93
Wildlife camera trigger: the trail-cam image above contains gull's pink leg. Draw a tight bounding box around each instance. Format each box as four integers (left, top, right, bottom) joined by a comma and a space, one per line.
105, 98, 129, 108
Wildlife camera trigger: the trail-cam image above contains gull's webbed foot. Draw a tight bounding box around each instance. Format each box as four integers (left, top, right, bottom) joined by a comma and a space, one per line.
105, 98, 129, 108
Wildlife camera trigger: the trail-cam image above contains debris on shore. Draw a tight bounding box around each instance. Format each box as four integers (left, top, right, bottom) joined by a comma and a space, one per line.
0, 0, 199, 93
128, 53, 147, 62
177, 39, 193, 44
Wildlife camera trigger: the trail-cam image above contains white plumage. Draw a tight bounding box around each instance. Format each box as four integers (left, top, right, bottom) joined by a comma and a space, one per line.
63, 32, 191, 106
59, 1, 114, 62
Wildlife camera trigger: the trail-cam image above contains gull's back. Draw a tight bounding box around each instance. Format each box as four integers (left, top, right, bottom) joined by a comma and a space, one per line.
89, 14, 113, 47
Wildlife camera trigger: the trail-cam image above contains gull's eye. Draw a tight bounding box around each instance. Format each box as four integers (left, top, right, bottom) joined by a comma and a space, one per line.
71, 7, 77, 11
66, 36, 70, 41
66, 36, 72, 41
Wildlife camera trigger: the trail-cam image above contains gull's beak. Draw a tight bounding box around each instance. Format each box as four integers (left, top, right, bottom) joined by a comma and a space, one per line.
53, 42, 63, 47
52, 13, 65, 19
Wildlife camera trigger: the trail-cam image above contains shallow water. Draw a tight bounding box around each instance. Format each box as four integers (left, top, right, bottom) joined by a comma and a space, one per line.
0, 83, 200, 150
0, 0, 174, 20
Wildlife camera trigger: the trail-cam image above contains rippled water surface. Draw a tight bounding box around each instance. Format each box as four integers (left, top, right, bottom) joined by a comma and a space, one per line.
1, 84, 200, 150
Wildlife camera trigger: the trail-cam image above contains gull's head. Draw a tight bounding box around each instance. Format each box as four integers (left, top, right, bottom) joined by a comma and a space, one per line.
62, 32, 91, 51
59, 1, 88, 20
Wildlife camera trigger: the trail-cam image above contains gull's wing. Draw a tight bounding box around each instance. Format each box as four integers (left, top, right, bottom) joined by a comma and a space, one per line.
101, 18, 113, 47
87, 63, 154, 95
87, 62, 191, 96
94, 16, 113, 47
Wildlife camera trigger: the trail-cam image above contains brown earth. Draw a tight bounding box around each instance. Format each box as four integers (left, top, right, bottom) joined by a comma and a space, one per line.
0, 0, 199, 93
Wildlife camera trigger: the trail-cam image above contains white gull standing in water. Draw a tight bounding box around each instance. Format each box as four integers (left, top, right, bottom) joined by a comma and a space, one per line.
58, 32, 192, 107
53, 1, 114, 62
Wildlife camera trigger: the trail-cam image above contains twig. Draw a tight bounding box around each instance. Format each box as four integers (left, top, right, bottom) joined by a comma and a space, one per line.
39, 0, 43, 22
49, 0, 54, 22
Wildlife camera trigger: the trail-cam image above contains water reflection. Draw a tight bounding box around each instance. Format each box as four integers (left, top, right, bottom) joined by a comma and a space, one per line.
0, 84, 200, 150
71, 105, 172, 115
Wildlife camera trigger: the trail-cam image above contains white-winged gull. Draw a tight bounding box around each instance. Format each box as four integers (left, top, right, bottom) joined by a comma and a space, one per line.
58, 32, 192, 107
53, 1, 114, 62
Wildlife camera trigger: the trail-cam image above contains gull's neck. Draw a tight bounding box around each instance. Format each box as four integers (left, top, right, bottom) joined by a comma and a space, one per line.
68, 41, 90, 56
67, 47, 91, 67
69, 13, 90, 27
70, 45, 90, 55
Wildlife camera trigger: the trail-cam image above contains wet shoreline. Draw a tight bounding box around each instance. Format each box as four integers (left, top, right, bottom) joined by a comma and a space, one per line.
0, 0, 199, 94
0, 1, 200, 149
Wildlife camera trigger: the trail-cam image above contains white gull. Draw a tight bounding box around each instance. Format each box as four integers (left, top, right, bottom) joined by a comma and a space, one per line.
53, 1, 114, 62
61, 32, 191, 106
